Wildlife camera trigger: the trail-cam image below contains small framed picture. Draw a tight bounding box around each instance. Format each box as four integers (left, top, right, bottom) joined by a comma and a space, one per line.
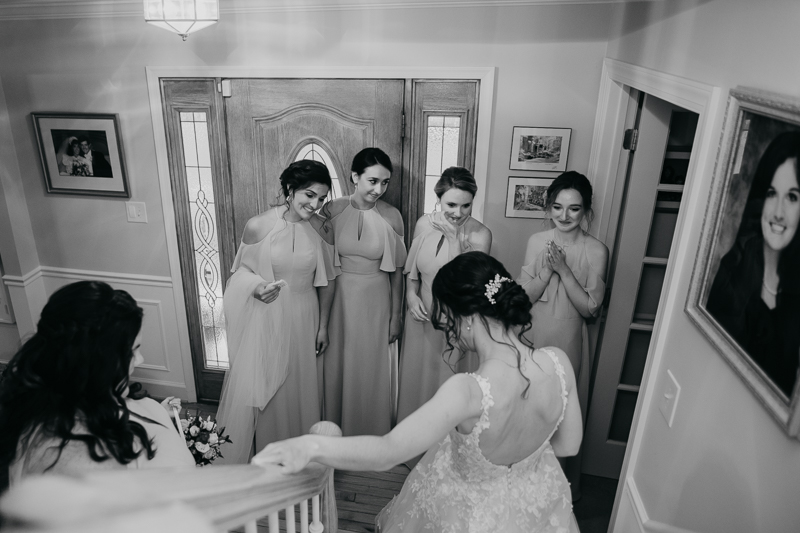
505, 176, 553, 219
509, 126, 571, 172
31, 112, 130, 198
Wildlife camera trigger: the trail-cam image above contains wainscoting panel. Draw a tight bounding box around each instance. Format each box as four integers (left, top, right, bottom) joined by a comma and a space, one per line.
34, 266, 194, 400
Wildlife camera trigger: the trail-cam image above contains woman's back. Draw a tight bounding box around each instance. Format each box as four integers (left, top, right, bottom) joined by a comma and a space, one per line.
461, 347, 567, 467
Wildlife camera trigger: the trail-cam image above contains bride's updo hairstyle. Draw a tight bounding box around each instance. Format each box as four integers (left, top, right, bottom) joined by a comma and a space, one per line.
431, 251, 536, 396
0, 281, 155, 474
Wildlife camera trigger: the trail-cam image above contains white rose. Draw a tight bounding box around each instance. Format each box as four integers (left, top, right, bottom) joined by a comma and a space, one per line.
203, 420, 214, 431
203, 449, 216, 460
189, 426, 200, 437
195, 442, 210, 454
208, 432, 219, 445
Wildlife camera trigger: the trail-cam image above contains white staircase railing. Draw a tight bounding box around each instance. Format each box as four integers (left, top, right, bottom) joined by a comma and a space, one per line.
0, 421, 341, 533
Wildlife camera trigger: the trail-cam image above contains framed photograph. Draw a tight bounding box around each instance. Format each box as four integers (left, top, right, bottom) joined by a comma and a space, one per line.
509, 127, 571, 172
686, 87, 800, 437
31, 112, 130, 197
505, 176, 553, 219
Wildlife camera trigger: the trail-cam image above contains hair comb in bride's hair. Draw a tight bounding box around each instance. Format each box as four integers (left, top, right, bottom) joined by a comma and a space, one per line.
484, 274, 511, 305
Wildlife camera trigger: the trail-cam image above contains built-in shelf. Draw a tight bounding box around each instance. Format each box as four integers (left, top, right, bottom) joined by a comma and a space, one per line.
643, 256, 668, 265
657, 183, 684, 193
630, 321, 654, 332
665, 151, 691, 160
617, 383, 640, 393
655, 200, 681, 211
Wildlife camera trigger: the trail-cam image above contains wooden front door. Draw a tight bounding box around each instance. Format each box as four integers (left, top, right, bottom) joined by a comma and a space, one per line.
224, 79, 405, 243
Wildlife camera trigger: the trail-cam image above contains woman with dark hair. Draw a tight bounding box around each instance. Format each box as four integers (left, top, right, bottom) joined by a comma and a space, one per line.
322, 147, 406, 436
1, 281, 193, 484
707, 131, 800, 397
516, 170, 608, 499
217, 159, 336, 463
254, 252, 582, 532
396, 167, 492, 425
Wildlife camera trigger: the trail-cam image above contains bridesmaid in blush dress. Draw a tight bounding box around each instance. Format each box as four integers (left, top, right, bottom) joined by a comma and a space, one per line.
396, 167, 492, 425
517, 171, 608, 500
217, 161, 336, 464
322, 148, 406, 436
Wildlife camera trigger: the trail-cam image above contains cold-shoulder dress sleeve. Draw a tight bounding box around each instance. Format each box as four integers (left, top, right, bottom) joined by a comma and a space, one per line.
379, 214, 407, 273
313, 237, 337, 287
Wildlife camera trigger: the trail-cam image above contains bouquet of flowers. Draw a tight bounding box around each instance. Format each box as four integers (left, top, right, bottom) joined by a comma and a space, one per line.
70, 158, 91, 176
174, 410, 232, 466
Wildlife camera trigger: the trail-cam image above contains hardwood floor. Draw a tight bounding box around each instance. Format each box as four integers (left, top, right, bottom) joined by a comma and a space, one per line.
334, 465, 410, 533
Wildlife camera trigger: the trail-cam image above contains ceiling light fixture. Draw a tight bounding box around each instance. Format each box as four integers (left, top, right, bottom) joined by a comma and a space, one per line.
143, 0, 219, 41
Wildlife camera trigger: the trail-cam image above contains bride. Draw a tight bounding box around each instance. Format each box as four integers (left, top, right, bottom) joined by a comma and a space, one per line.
254, 251, 582, 532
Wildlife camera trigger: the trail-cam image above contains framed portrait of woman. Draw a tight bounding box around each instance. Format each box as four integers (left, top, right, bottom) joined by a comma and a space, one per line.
687, 87, 800, 437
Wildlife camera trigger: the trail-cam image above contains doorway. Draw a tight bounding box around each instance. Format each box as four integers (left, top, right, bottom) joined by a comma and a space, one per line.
583, 90, 699, 478
160, 76, 480, 402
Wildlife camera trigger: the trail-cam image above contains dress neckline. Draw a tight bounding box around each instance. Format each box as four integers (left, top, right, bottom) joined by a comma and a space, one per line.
349, 195, 377, 212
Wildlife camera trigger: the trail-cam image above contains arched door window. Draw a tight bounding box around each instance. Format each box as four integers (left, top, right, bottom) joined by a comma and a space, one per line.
294, 142, 343, 201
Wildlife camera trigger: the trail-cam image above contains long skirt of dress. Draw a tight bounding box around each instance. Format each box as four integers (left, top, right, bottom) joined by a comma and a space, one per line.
324, 270, 393, 436
255, 286, 321, 448
376, 440, 579, 533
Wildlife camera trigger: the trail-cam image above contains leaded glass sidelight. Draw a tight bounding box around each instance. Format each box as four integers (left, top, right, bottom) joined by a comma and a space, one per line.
294, 142, 342, 201
424, 115, 461, 214
180, 111, 229, 370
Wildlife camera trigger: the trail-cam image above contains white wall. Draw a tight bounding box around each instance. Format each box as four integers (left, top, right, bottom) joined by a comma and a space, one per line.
0, 4, 613, 394
606, 1, 800, 532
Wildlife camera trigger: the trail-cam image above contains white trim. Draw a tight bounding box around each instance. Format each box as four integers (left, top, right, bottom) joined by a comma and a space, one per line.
136, 299, 171, 373
589, 59, 723, 533
3, 266, 173, 288
0, 0, 665, 21
624, 477, 700, 533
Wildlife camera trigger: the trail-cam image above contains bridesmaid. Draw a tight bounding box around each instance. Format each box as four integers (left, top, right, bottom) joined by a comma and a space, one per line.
396, 167, 491, 424
516, 171, 608, 499
217, 160, 336, 463
323, 147, 406, 436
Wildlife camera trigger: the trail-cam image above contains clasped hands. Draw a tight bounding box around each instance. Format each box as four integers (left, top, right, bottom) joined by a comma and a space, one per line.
542, 240, 569, 277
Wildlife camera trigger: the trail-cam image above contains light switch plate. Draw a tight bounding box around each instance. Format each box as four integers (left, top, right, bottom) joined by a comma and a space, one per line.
659, 369, 681, 427
126, 201, 147, 223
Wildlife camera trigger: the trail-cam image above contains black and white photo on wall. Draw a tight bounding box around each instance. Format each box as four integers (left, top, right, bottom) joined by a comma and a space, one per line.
509, 126, 571, 172
505, 176, 553, 219
32, 112, 130, 198
686, 87, 800, 437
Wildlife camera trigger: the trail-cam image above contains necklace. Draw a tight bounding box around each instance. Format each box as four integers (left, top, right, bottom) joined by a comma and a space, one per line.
762, 279, 779, 296
552, 230, 579, 248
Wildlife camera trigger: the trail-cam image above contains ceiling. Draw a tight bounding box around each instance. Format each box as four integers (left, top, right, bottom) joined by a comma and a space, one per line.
0, 0, 666, 21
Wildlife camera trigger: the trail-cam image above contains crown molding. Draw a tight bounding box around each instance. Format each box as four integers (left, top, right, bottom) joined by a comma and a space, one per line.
0, 0, 660, 22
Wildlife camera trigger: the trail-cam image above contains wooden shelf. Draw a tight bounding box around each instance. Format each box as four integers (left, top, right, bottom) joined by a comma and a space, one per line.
630, 321, 654, 332
617, 383, 640, 393
665, 151, 691, 160
655, 200, 681, 211
657, 183, 684, 193
643, 256, 668, 265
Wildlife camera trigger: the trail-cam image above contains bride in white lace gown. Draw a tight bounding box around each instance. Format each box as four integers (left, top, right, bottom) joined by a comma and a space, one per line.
253, 251, 582, 532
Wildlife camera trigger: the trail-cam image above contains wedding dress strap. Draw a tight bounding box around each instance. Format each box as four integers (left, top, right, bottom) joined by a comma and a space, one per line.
467, 373, 495, 436
539, 347, 568, 437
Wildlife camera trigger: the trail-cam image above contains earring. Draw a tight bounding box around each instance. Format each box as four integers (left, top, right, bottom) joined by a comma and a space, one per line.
467, 325, 471, 331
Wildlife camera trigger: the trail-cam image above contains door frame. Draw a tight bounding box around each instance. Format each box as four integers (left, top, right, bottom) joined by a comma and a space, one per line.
145, 66, 496, 402
586, 58, 723, 532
